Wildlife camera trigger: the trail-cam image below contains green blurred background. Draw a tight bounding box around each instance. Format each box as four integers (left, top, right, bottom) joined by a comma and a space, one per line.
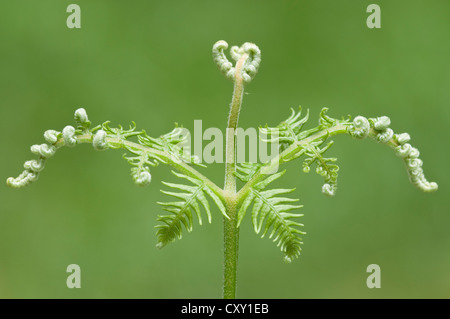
0, 0, 449, 298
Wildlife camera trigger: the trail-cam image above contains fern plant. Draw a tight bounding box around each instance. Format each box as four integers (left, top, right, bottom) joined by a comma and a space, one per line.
7, 40, 438, 298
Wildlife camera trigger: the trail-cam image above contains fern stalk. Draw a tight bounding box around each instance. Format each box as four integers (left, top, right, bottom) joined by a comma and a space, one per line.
222, 52, 248, 299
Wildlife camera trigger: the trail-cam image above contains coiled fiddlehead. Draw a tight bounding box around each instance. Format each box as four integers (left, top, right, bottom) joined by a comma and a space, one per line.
7, 128, 60, 188
347, 115, 438, 192
212, 40, 261, 83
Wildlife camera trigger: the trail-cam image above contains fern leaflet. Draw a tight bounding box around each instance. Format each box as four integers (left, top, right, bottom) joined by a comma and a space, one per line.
156, 171, 227, 248
302, 140, 339, 196
237, 170, 305, 262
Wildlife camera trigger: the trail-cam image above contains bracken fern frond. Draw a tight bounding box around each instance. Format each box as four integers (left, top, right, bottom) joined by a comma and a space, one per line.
302, 140, 339, 196
156, 171, 227, 248
236, 170, 305, 263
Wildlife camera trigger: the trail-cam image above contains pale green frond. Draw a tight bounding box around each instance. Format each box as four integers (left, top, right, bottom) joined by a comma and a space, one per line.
138, 126, 202, 166
236, 170, 305, 263
302, 140, 339, 196
235, 162, 263, 182
259, 106, 311, 151
155, 171, 227, 248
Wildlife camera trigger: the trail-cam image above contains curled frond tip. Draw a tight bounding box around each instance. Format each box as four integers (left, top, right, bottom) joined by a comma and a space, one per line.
212, 40, 261, 83
348, 114, 438, 192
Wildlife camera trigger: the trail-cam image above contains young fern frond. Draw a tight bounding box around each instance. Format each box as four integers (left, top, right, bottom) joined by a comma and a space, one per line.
237, 170, 305, 263
302, 141, 339, 196
138, 127, 202, 166
260, 107, 342, 150
156, 171, 228, 248
260, 107, 344, 195
260, 106, 311, 154
123, 151, 155, 187
6, 108, 227, 248
6, 40, 439, 299
234, 162, 263, 183
234, 107, 438, 263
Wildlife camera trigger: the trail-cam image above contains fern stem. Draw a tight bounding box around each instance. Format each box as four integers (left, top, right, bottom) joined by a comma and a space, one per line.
222, 53, 248, 299
223, 196, 239, 299
224, 53, 247, 194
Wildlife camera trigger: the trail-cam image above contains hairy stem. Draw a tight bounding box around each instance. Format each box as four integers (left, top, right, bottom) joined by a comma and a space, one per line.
224, 53, 247, 194
223, 53, 248, 299
223, 196, 238, 299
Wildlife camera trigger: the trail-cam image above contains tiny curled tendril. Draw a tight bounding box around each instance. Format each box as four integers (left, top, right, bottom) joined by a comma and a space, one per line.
74, 108, 91, 129
212, 40, 234, 80
43, 130, 60, 144
6, 108, 90, 189
131, 167, 152, 186
93, 129, 108, 151
63, 125, 77, 147
348, 116, 370, 139
30, 144, 56, 159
